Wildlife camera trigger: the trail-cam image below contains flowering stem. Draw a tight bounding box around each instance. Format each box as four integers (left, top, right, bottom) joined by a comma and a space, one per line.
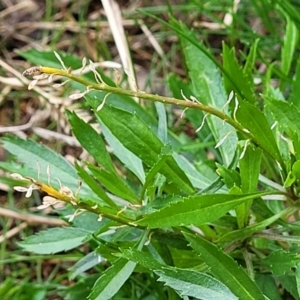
26, 66, 283, 169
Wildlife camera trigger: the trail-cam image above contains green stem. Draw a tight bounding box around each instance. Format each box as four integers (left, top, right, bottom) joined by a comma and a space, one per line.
40, 66, 273, 159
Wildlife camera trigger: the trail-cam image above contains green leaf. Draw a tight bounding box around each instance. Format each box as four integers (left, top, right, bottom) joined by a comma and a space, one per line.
121, 248, 165, 270
284, 171, 296, 188
67, 111, 116, 173
69, 251, 104, 280
266, 97, 300, 137
290, 56, 300, 109
236, 100, 283, 166
244, 39, 259, 79
237, 145, 262, 227
75, 163, 118, 208
217, 207, 292, 243
292, 160, 300, 179
216, 163, 241, 189
138, 192, 268, 229
0, 136, 78, 191
281, 15, 299, 77
140, 144, 172, 198
155, 268, 238, 300
240, 145, 262, 193
155, 101, 168, 143
296, 264, 300, 298
19, 228, 90, 254
174, 154, 216, 190
88, 258, 136, 300
263, 250, 300, 276
222, 43, 255, 103
179, 26, 237, 166
95, 105, 194, 194
99, 120, 145, 184
88, 163, 139, 203
277, 274, 300, 300
184, 233, 265, 300
255, 274, 282, 300
18, 49, 82, 69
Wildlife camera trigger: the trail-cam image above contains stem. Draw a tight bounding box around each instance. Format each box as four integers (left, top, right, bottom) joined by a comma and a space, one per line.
40, 66, 274, 160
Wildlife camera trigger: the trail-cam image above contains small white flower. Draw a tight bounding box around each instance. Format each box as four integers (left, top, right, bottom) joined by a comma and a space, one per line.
37, 196, 61, 210
14, 184, 39, 198
65, 209, 86, 222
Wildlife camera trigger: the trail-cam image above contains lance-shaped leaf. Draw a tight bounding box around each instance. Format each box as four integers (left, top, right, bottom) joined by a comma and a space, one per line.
138, 192, 268, 229
95, 105, 194, 194
67, 111, 116, 173
235, 100, 283, 167
88, 258, 136, 300
184, 233, 265, 300
18, 227, 91, 254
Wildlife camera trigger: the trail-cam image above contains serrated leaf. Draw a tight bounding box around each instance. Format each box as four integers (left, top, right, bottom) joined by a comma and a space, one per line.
266, 97, 300, 137
138, 192, 268, 229
264, 250, 300, 276
19, 227, 90, 254
95, 105, 194, 194
121, 248, 165, 270
222, 43, 255, 103
184, 233, 265, 300
178, 26, 237, 166
88, 258, 136, 300
236, 100, 283, 166
155, 268, 238, 300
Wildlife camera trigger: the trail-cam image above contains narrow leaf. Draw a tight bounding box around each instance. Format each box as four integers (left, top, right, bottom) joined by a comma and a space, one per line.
184, 233, 265, 300
290, 56, 300, 108
155, 268, 238, 300
217, 207, 292, 243
0, 136, 78, 191
138, 192, 268, 229
88, 163, 139, 203
88, 258, 136, 300
281, 16, 299, 77
264, 250, 300, 276
236, 100, 283, 166
69, 251, 104, 280
67, 111, 116, 173
96, 105, 194, 194
266, 97, 300, 137
75, 163, 118, 208
19, 228, 90, 254
222, 43, 255, 103
99, 120, 145, 183
237, 145, 262, 227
